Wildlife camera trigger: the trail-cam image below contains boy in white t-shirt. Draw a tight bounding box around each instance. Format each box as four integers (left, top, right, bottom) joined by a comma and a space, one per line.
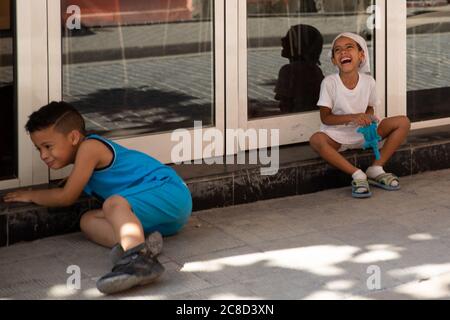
310, 33, 410, 198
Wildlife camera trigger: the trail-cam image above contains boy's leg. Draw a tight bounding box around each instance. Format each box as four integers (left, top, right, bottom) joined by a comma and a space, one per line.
96, 195, 165, 294
373, 116, 411, 166
110, 231, 163, 265
80, 210, 117, 248
310, 132, 358, 175
101, 195, 145, 251
80, 204, 147, 252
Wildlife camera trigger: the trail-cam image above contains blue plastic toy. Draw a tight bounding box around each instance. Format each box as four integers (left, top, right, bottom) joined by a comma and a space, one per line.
357, 122, 382, 160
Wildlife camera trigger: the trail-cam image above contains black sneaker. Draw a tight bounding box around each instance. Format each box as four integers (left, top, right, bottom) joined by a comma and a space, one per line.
110, 231, 163, 265
97, 243, 165, 295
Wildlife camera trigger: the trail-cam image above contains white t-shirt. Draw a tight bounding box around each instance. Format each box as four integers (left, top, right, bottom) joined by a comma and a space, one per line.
317, 73, 381, 145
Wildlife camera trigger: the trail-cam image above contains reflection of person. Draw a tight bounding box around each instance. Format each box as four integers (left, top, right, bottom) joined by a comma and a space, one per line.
275, 24, 324, 113
310, 33, 411, 199
4, 101, 193, 294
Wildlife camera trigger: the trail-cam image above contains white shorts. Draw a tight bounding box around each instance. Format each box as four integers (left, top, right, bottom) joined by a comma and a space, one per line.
339, 139, 386, 152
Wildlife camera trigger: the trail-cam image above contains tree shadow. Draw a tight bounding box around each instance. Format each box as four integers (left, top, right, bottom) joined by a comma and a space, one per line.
4, 216, 450, 300
69, 87, 213, 134
162, 232, 450, 300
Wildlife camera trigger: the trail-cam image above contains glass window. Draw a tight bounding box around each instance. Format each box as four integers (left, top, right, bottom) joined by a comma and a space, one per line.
247, 0, 375, 119
407, 0, 450, 122
0, 0, 16, 180
61, 0, 215, 138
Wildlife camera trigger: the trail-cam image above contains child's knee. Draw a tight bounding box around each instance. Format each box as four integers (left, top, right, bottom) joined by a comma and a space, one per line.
103, 195, 130, 212
309, 133, 321, 147
310, 133, 328, 150
399, 116, 411, 130
387, 115, 410, 130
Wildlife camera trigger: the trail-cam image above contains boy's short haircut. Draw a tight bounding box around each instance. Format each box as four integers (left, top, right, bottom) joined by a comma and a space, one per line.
26, 101, 86, 135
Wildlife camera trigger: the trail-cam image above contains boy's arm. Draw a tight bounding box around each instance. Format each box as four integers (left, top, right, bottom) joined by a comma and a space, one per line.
4, 140, 101, 207
320, 107, 372, 126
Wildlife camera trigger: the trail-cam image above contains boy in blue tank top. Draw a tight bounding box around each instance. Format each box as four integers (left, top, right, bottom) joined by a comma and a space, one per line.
4, 101, 193, 294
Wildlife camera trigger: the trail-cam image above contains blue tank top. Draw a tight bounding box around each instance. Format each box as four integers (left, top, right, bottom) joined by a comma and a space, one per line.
83, 134, 180, 200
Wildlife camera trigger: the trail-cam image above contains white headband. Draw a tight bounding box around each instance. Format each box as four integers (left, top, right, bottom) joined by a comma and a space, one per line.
330, 32, 371, 74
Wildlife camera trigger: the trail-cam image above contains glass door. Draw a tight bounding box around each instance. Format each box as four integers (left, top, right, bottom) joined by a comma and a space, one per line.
387, 0, 450, 130
48, 0, 225, 179
229, 0, 386, 149
406, 0, 450, 125
0, 0, 16, 183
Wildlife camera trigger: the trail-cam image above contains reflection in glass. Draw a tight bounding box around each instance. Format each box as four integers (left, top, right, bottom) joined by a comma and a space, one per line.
247, 0, 375, 119
0, 0, 16, 179
61, 0, 215, 138
275, 24, 324, 113
407, 0, 450, 122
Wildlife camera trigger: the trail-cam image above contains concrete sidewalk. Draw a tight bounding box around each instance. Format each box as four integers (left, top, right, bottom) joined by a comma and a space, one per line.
1, 169, 450, 300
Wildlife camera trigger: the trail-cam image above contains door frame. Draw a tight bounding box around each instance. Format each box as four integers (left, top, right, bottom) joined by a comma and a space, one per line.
386, 0, 450, 129
0, 0, 49, 190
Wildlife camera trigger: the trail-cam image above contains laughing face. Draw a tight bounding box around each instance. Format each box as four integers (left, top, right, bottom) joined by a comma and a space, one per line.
30, 126, 79, 170
331, 37, 365, 74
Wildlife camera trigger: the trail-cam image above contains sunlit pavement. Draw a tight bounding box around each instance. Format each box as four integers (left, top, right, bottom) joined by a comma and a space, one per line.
1, 169, 450, 300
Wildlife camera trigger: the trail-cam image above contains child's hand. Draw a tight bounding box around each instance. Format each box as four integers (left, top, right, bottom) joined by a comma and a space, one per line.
351, 113, 373, 126
369, 114, 381, 123
3, 190, 34, 203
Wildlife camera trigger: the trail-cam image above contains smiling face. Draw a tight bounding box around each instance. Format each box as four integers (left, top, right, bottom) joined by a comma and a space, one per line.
331, 37, 365, 74
30, 126, 80, 170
